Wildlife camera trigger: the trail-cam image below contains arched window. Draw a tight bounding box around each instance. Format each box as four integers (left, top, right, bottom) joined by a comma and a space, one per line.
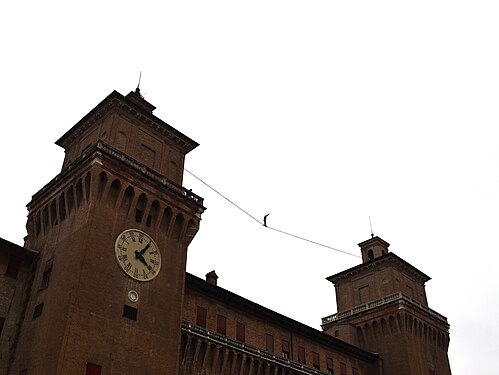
368, 249, 374, 261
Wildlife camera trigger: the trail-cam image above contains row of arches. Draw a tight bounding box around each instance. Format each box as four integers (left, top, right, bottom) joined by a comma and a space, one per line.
27, 169, 198, 245
179, 333, 315, 375
405, 314, 449, 349
356, 312, 448, 350
95, 171, 197, 243
28, 172, 91, 239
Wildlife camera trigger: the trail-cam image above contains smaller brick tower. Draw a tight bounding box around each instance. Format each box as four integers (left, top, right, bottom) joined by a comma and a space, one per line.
322, 236, 451, 375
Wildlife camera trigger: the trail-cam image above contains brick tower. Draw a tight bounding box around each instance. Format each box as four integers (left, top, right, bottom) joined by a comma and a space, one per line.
321, 236, 451, 375
8, 89, 204, 374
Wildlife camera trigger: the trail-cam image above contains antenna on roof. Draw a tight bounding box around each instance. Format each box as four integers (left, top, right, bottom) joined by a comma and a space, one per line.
369, 216, 374, 238
135, 72, 144, 98
136, 72, 142, 91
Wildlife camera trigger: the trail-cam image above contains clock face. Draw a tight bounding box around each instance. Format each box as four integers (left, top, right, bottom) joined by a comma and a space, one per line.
115, 229, 161, 281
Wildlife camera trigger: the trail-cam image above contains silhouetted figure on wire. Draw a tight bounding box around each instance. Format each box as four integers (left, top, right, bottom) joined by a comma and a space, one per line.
263, 213, 270, 227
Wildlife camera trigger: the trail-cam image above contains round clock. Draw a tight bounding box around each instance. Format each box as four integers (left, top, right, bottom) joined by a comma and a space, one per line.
115, 229, 161, 281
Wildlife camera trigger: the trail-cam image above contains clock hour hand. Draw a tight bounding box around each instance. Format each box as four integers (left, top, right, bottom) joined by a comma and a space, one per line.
138, 242, 151, 255
134, 249, 150, 267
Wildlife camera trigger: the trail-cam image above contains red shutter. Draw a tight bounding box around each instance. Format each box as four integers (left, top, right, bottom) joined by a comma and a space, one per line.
298, 346, 306, 364
85, 363, 102, 375
340, 362, 347, 375
196, 306, 207, 328
282, 340, 290, 358
265, 334, 274, 353
313, 352, 320, 369
236, 322, 245, 342
326, 357, 333, 369
217, 314, 226, 335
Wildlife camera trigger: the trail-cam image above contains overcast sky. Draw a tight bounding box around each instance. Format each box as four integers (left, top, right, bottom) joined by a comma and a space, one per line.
1, 1, 498, 373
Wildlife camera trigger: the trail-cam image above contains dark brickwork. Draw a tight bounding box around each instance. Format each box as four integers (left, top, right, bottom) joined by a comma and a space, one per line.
0, 90, 451, 375
182, 273, 381, 375
323, 237, 452, 375
0, 239, 37, 375
2, 90, 203, 375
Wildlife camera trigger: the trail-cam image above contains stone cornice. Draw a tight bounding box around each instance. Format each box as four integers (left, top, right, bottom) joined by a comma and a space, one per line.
55, 90, 199, 154
322, 292, 449, 329
28, 141, 204, 210
326, 252, 431, 284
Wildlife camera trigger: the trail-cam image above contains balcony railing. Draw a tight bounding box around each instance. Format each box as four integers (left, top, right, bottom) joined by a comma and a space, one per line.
322, 293, 448, 326
182, 322, 326, 375
96, 141, 204, 206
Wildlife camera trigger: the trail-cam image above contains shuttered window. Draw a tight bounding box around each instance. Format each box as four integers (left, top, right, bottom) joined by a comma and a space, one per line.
312, 352, 320, 369
265, 334, 274, 353
40, 258, 54, 289
298, 346, 306, 364
33, 303, 44, 319
122, 305, 137, 321
326, 357, 334, 374
340, 362, 347, 375
217, 314, 226, 335
196, 306, 207, 328
282, 340, 290, 359
236, 322, 245, 342
85, 363, 102, 375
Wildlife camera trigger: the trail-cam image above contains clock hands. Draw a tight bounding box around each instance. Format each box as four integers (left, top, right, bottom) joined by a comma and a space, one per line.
134, 242, 152, 268
116, 229, 160, 281
139, 242, 150, 255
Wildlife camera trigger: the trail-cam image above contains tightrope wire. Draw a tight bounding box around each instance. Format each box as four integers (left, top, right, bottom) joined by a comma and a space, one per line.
185, 169, 360, 258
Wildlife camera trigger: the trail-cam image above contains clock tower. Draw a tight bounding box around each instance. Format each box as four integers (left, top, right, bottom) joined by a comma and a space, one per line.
9, 89, 204, 374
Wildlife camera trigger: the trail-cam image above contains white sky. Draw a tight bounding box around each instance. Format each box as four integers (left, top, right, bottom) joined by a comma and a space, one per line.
1, 1, 498, 373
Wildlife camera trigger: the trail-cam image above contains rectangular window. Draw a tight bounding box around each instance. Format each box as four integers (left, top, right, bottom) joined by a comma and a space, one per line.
123, 305, 137, 321
406, 285, 414, 298
196, 306, 207, 328
359, 285, 370, 304
326, 357, 334, 374
340, 362, 347, 375
85, 363, 102, 375
298, 346, 306, 364
40, 258, 54, 289
312, 351, 320, 369
282, 340, 290, 359
0, 316, 5, 337
352, 368, 359, 375
6, 255, 22, 278
216, 314, 226, 335
265, 334, 274, 353
236, 322, 245, 342
33, 303, 44, 319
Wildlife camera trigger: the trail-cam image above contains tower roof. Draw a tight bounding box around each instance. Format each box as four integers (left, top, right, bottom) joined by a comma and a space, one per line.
358, 235, 390, 249
326, 251, 431, 284
55, 90, 199, 154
